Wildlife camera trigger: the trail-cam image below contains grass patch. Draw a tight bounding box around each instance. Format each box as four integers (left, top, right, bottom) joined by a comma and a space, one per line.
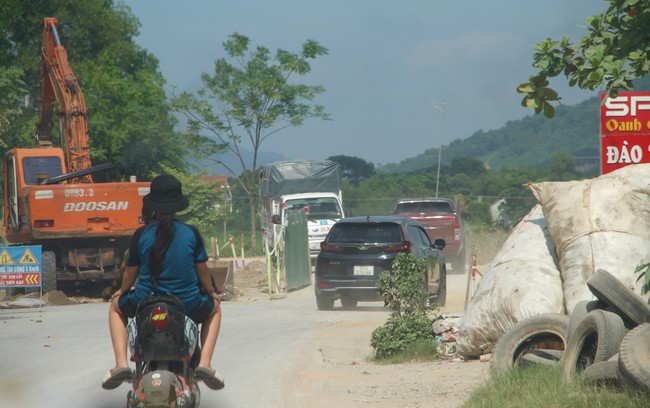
464, 364, 648, 408
371, 338, 441, 365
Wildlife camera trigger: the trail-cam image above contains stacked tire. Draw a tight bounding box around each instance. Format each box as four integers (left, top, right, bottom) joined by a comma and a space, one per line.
489, 313, 569, 376
562, 269, 650, 390
489, 268, 650, 392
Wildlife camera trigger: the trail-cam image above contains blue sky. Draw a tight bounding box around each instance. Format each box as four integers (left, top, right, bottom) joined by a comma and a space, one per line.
122, 0, 605, 167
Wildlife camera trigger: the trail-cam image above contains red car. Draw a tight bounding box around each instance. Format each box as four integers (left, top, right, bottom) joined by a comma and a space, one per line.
390, 198, 466, 272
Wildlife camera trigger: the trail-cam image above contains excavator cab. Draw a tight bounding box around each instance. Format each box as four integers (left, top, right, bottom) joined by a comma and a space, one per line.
4, 147, 66, 233
23, 156, 63, 184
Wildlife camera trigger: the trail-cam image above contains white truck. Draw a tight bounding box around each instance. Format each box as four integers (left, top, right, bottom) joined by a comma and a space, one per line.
259, 160, 345, 265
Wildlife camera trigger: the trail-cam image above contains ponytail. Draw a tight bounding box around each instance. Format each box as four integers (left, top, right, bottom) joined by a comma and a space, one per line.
149, 213, 175, 287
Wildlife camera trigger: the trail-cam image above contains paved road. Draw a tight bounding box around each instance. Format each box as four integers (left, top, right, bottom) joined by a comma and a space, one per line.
0, 291, 324, 408
0, 271, 476, 408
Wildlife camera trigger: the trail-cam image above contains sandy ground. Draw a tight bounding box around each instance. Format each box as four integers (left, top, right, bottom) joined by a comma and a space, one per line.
234, 260, 491, 408
282, 303, 490, 407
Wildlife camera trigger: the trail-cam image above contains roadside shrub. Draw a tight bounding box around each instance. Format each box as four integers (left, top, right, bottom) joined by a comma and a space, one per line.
377, 252, 431, 315
371, 312, 435, 359
371, 253, 438, 359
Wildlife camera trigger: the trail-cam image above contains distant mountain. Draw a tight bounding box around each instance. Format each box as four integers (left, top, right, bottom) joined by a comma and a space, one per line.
383, 76, 650, 173
381, 96, 601, 173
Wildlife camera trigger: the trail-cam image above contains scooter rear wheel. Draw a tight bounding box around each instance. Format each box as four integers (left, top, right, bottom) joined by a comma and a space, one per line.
192, 384, 201, 407
126, 390, 134, 408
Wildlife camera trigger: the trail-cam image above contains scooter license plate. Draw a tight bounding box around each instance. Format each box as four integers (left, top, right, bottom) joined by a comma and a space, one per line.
354, 265, 374, 276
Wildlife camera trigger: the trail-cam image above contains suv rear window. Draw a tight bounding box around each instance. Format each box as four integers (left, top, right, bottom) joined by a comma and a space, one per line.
393, 201, 453, 214
327, 223, 403, 244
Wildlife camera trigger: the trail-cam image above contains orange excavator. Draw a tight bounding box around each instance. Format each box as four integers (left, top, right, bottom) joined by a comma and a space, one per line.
2, 17, 150, 291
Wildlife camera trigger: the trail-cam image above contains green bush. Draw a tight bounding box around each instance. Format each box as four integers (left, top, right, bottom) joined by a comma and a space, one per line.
371, 253, 438, 359
370, 312, 435, 359
376, 253, 431, 315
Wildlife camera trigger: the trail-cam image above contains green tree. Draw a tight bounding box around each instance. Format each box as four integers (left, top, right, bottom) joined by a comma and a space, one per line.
80, 50, 186, 180
549, 151, 577, 180
0, 67, 26, 148
445, 173, 477, 197
327, 155, 376, 186
0, 0, 186, 180
158, 166, 231, 240
172, 33, 330, 244
449, 157, 486, 177
518, 0, 650, 117
465, 200, 493, 225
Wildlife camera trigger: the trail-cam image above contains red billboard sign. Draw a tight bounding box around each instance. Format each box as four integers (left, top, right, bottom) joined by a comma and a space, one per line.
601, 91, 650, 174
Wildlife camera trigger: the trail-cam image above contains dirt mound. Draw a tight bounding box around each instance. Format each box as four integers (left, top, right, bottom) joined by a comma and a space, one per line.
234, 260, 268, 290
43, 290, 75, 306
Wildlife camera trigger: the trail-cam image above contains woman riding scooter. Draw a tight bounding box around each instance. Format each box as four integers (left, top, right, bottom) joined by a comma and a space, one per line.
103, 174, 225, 391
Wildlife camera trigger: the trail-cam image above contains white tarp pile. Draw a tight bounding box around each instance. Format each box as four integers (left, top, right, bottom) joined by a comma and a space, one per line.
456, 204, 564, 357
457, 164, 650, 358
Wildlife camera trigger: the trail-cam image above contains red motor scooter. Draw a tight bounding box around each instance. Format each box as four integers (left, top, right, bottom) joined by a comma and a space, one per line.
126, 294, 202, 407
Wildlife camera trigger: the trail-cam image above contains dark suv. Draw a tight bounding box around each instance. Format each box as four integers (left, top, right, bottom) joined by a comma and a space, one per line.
390, 198, 465, 272
314, 216, 446, 310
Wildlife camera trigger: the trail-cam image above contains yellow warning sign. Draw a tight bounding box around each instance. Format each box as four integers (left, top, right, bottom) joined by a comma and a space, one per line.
18, 248, 39, 264
0, 249, 15, 265
25, 274, 40, 285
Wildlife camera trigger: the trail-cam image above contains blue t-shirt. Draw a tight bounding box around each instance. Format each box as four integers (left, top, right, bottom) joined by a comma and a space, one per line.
127, 219, 209, 312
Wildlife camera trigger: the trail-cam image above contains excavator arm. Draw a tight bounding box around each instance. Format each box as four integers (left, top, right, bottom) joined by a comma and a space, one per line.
35, 17, 93, 182
3, 17, 151, 291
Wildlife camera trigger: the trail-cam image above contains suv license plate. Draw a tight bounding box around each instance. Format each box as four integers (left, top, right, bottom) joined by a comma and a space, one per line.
354, 265, 374, 276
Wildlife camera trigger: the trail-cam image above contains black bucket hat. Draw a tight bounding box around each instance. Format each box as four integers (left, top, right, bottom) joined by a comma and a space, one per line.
143, 174, 189, 214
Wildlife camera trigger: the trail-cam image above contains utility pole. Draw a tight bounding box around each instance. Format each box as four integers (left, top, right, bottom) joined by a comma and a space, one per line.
431, 101, 447, 197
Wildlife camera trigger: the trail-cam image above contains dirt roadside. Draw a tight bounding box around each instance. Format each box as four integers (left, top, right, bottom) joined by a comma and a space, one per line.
235, 260, 490, 408
282, 302, 490, 407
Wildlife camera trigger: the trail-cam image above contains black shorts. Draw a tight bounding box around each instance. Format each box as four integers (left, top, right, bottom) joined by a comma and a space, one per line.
118, 292, 215, 324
